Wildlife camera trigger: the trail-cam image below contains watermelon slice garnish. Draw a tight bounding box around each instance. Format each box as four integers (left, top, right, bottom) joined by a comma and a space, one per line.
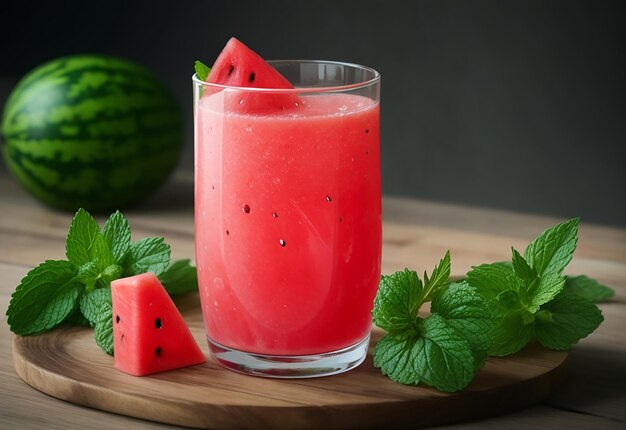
202, 37, 300, 113
111, 273, 205, 376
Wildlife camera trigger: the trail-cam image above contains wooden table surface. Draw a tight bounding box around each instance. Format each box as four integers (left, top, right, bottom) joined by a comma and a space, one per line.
1, 171, 624, 430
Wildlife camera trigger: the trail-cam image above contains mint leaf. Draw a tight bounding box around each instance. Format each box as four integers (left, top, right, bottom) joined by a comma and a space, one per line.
374, 314, 476, 391
466, 263, 517, 301
512, 247, 565, 313
91, 233, 114, 271
372, 269, 422, 336
159, 259, 198, 296
65, 208, 101, 268
102, 211, 131, 265
511, 248, 536, 283
93, 302, 114, 355
80, 287, 112, 325
6, 260, 83, 335
422, 250, 451, 302
414, 314, 474, 392
431, 282, 494, 370
492, 261, 514, 272
79, 282, 114, 356
65, 208, 114, 274
373, 334, 421, 385
534, 292, 604, 350
524, 218, 579, 277
526, 273, 566, 313
564, 275, 615, 303
125, 237, 171, 277
489, 307, 534, 356
195, 60, 211, 81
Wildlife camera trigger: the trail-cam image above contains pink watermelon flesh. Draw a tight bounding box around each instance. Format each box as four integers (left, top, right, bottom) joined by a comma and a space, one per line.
204, 37, 300, 113
111, 273, 205, 376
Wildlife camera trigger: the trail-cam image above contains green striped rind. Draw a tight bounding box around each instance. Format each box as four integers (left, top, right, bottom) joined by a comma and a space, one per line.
0, 54, 182, 212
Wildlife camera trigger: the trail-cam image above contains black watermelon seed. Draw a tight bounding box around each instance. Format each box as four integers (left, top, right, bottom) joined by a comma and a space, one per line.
228, 65, 235, 75
116, 315, 120, 323
155, 347, 162, 357
326, 195, 332, 202
226, 230, 230, 235
249, 72, 256, 82
279, 239, 286, 247
155, 318, 162, 329
272, 212, 278, 218
365, 129, 370, 134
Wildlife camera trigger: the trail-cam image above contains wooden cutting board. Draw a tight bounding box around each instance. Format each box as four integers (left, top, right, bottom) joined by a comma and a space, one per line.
12, 293, 568, 430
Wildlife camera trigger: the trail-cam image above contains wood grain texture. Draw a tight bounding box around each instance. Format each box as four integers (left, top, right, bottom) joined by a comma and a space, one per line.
12, 297, 568, 430
1, 172, 625, 429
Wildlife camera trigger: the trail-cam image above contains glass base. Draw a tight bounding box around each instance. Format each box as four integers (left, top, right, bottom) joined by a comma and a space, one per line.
207, 334, 370, 379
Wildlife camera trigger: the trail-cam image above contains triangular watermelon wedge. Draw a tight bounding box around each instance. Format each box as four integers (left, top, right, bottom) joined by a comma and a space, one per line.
202, 37, 300, 113
111, 273, 205, 376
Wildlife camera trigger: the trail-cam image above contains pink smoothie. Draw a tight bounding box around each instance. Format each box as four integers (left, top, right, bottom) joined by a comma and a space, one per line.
195, 91, 381, 355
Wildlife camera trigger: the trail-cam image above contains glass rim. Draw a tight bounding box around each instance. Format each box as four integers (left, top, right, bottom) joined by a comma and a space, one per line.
192, 59, 380, 94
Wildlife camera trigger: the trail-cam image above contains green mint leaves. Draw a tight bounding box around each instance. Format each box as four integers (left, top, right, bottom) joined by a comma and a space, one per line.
6, 260, 82, 335
6, 208, 199, 356
372, 269, 423, 337
523, 218, 578, 277
372, 252, 494, 392
66, 209, 102, 268
431, 282, 494, 370
533, 293, 603, 350
79, 287, 114, 354
195, 60, 211, 81
102, 210, 131, 265
375, 218, 612, 392
125, 237, 170, 277
158, 259, 199, 296
421, 251, 451, 303
563, 275, 615, 303
466, 218, 607, 356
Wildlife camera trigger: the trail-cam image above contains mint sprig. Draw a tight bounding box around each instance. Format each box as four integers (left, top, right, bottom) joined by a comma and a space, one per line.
195, 60, 211, 81
466, 218, 608, 356
372, 252, 494, 392
375, 218, 612, 392
6, 209, 199, 355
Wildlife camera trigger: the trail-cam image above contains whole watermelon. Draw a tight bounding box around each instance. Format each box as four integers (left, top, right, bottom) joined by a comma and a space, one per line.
0, 54, 182, 212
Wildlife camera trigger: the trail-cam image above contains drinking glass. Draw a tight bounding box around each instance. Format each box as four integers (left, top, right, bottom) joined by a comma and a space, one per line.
193, 60, 381, 377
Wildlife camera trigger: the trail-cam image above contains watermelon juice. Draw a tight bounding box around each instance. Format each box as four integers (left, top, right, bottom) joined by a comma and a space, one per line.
194, 59, 381, 375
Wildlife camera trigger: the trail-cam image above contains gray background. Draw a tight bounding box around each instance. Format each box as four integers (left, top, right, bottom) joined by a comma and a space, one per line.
1, 0, 624, 226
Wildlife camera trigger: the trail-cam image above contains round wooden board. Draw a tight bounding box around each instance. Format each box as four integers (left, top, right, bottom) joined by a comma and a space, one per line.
12, 294, 569, 430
